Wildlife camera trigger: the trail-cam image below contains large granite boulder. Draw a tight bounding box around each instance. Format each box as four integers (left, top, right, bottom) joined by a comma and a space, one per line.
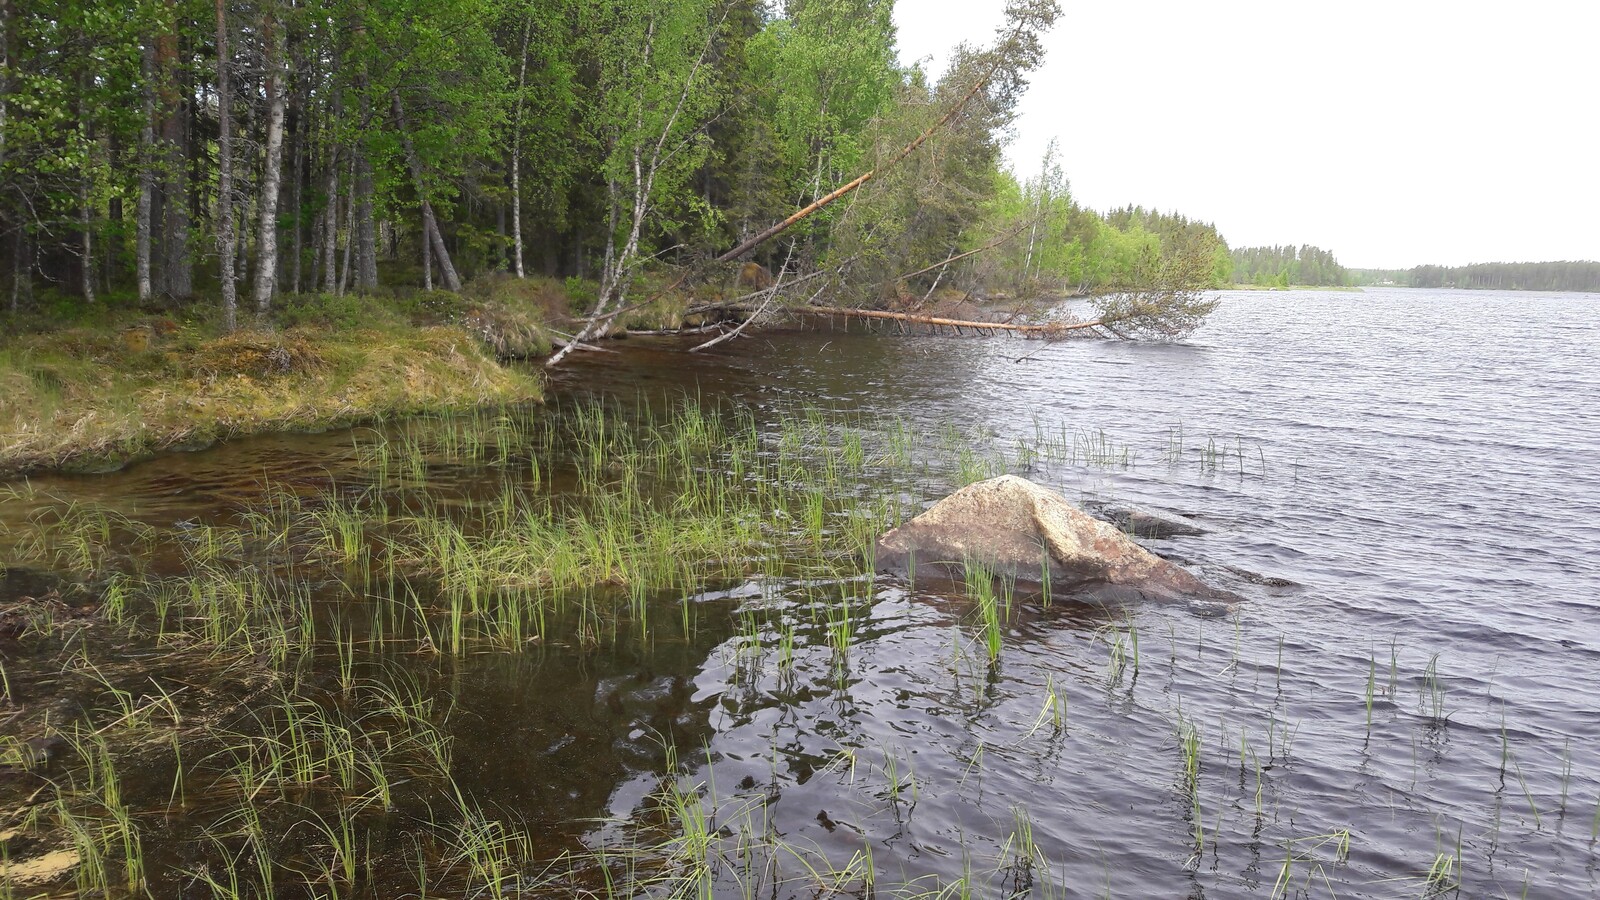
876, 475, 1234, 603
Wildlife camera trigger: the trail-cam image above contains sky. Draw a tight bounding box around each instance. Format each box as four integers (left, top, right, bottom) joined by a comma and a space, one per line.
892, 0, 1600, 269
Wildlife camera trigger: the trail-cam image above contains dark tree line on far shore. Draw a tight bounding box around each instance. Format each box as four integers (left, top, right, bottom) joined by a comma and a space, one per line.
1230, 244, 1350, 287
1352, 261, 1600, 293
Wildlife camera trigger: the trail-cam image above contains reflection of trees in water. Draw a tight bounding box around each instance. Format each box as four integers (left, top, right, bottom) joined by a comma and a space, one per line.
447, 592, 737, 852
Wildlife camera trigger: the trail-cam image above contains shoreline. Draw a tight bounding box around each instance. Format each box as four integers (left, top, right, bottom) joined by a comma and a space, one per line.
0, 286, 569, 479
1222, 283, 1365, 292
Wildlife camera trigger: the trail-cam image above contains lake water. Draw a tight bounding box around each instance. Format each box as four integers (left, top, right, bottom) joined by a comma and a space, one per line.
4, 287, 1598, 897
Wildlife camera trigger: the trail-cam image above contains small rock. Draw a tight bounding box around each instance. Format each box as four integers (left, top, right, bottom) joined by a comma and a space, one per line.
1085, 502, 1207, 539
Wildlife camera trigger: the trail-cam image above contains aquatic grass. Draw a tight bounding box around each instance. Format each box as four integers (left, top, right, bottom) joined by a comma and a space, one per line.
1021, 674, 1068, 740
1271, 830, 1351, 899
1420, 653, 1450, 725
5, 392, 1582, 899
962, 560, 1007, 665
1365, 650, 1377, 728
1100, 617, 1140, 685
1422, 832, 1462, 896
1511, 757, 1543, 829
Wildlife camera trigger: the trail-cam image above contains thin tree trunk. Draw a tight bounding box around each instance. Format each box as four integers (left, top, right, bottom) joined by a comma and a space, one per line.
156, 12, 192, 299
9, 233, 19, 314
351, 20, 377, 291
288, 57, 305, 295
510, 15, 531, 279
80, 178, 95, 304
214, 0, 237, 329
338, 153, 355, 295
422, 217, 432, 291
77, 65, 95, 305
307, 209, 323, 292
391, 92, 461, 291
354, 147, 377, 291
320, 151, 340, 294
252, 6, 287, 315
135, 43, 155, 302
354, 99, 377, 291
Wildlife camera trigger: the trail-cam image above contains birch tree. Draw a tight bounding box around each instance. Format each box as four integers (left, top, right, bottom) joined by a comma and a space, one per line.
252, 1, 287, 314
214, 0, 238, 328
546, 0, 727, 366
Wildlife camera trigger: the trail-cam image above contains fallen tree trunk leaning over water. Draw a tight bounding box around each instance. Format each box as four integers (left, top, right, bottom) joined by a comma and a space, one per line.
806, 307, 1105, 337
544, 7, 1060, 362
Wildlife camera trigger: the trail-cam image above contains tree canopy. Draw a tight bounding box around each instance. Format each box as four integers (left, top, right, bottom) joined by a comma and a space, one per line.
0, 0, 1231, 328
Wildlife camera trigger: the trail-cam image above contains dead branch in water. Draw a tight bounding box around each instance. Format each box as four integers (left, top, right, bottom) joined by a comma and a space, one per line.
806, 306, 1103, 337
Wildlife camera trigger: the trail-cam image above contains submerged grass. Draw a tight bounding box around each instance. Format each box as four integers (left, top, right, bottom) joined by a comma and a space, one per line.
0, 394, 1587, 898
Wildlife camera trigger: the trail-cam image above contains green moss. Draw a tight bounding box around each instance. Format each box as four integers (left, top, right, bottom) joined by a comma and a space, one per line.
0, 296, 547, 478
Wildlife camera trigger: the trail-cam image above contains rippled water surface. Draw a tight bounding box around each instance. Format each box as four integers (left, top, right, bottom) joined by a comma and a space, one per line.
6, 287, 1600, 897
555, 287, 1600, 897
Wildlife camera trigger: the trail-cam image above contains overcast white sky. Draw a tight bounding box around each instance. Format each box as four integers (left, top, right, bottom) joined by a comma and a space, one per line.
893, 0, 1600, 268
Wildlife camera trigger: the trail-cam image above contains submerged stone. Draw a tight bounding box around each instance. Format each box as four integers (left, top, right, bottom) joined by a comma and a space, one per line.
876, 475, 1235, 604
1084, 501, 1207, 539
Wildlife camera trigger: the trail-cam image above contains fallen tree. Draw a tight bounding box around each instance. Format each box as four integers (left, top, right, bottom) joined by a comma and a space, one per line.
805, 306, 1103, 337
546, 0, 1063, 365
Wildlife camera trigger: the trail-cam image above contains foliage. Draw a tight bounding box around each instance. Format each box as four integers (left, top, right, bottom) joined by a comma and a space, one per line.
1091, 238, 1222, 340
1353, 260, 1600, 292
1231, 244, 1350, 287
0, 0, 1220, 341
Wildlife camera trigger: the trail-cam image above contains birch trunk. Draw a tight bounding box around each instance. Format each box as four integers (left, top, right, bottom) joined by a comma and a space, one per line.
214, 0, 238, 329
136, 43, 155, 302
252, 8, 287, 315
288, 60, 305, 294
510, 16, 531, 279
547, 13, 719, 367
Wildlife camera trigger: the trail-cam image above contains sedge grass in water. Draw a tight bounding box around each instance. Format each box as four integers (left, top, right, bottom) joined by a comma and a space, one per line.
0, 390, 1595, 898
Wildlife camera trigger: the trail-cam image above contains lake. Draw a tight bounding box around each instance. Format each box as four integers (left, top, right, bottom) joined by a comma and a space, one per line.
2, 287, 1597, 897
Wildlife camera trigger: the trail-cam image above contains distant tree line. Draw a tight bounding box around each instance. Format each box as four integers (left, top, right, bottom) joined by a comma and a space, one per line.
1229, 244, 1350, 287
963, 143, 1231, 299
1352, 261, 1600, 292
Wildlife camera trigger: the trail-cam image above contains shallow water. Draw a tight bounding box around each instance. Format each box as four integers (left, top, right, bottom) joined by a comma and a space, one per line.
554, 287, 1600, 896
5, 287, 1600, 897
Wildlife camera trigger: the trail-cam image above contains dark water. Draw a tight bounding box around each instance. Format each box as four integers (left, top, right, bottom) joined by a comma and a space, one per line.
6, 287, 1600, 896
550, 287, 1600, 897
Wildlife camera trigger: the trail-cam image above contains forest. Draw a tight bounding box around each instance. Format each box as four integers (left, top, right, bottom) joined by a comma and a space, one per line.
1352, 261, 1600, 292
0, 0, 1234, 335
1229, 244, 1350, 287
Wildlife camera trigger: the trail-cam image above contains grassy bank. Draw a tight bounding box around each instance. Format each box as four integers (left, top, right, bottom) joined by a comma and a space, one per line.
0, 278, 586, 477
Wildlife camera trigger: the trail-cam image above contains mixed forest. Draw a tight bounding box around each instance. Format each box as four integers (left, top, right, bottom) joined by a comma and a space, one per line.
1229, 244, 1350, 288
0, 0, 1237, 336
1351, 261, 1600, 292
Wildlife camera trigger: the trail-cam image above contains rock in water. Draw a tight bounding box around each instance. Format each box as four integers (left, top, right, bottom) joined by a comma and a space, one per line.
1083, 501, 1207, 538
876, 475, 1234, 603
